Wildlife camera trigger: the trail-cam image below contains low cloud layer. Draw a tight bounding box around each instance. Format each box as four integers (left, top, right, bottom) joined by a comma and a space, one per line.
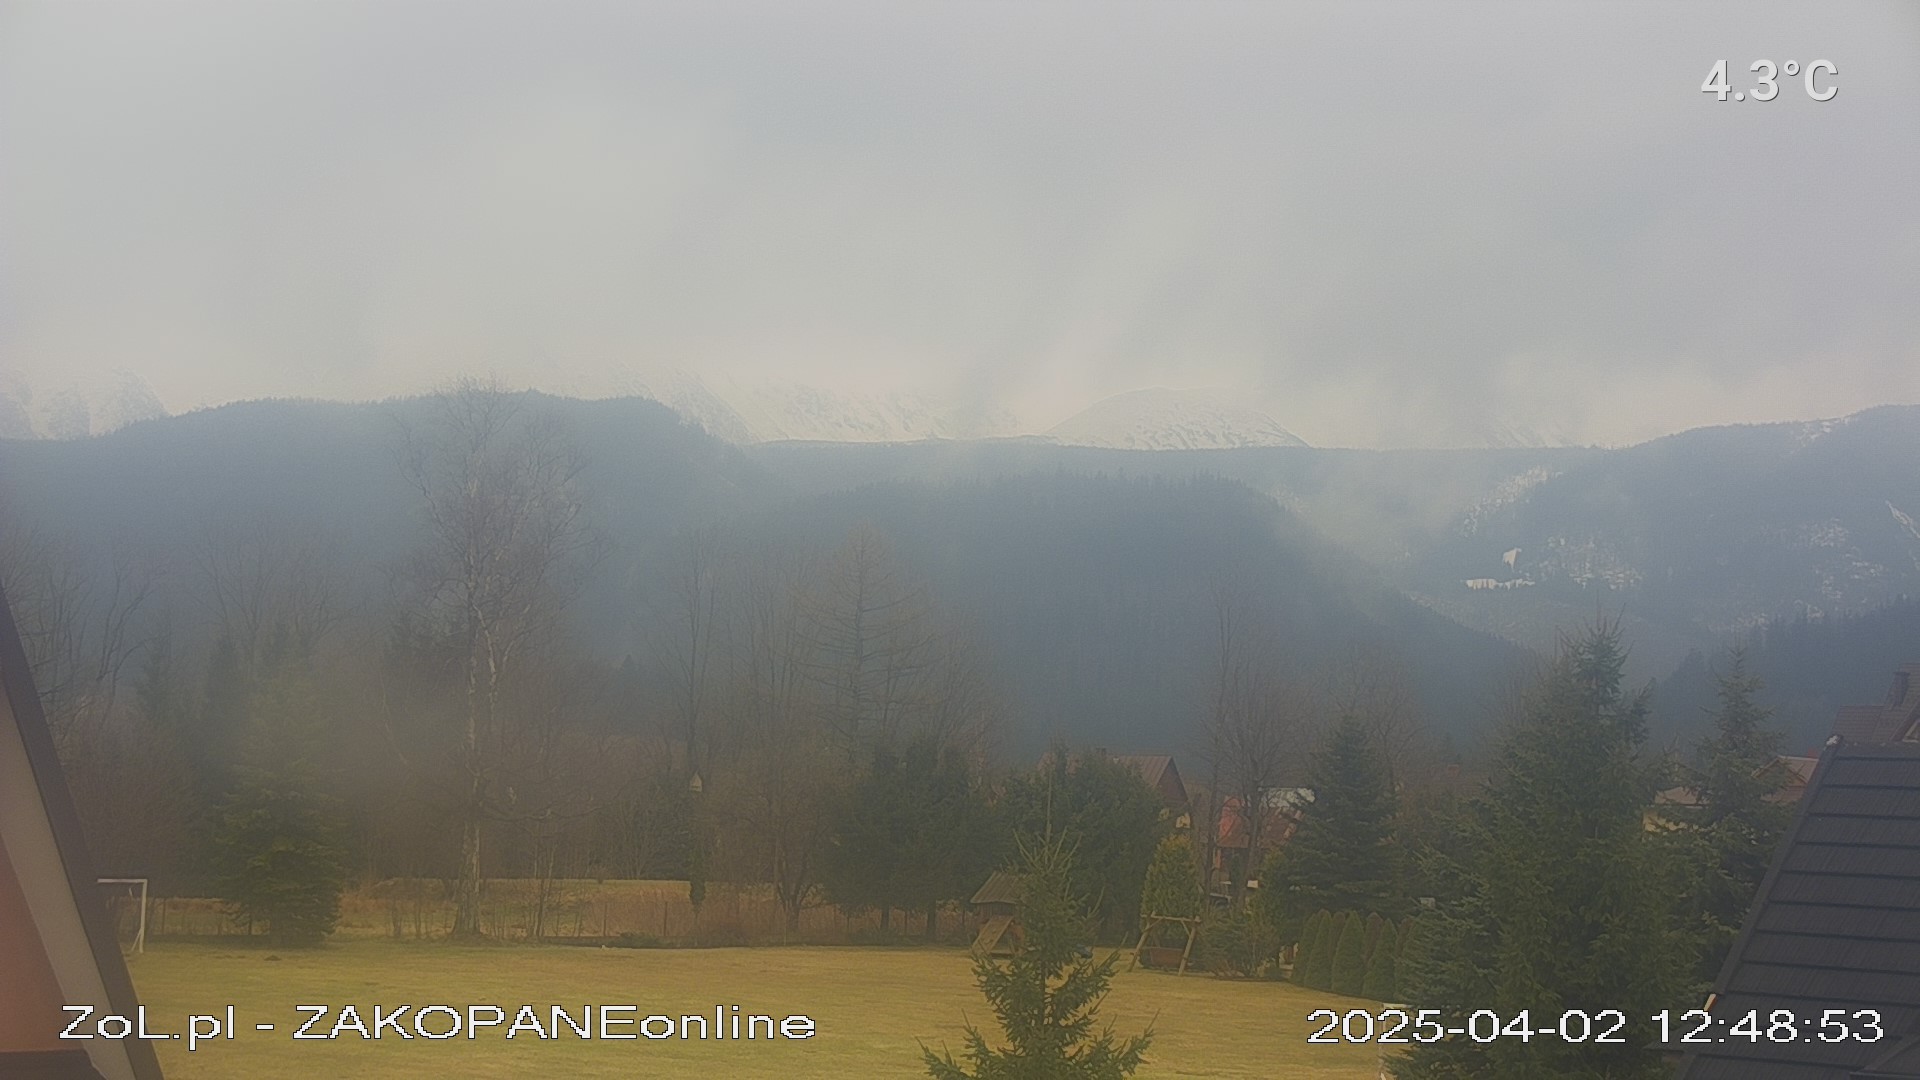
3, 1, 1915, 447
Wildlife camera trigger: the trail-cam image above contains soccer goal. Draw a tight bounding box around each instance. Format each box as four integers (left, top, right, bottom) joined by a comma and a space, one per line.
98, 878, 149, 954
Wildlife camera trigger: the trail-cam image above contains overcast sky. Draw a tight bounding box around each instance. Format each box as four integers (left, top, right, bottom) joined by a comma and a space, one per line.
2, 1, 1915, 447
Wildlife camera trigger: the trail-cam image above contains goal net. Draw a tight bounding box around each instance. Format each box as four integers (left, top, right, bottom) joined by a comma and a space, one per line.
97, 878, 149, 954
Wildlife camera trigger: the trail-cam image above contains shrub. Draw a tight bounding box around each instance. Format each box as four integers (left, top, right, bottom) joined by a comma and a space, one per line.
1292, 910, 1328, 985
1362, 928, 1398, 1000
1198, 905, 1278, 978
1306, 911, 1341, 990
1331, 912, 1368, 996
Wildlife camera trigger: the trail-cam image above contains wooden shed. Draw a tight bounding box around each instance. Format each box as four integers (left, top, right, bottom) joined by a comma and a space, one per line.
969, 870, 1024, 956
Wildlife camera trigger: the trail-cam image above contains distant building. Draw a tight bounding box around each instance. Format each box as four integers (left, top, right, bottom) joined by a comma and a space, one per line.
1, 585, 164, 1079
1209, 788, 1312, 896
968, 871, 1023, 956
1672, 739, 1920, 1080
1107, 754, 1190, 825
1830, 663, 1920, 744
1655, 755, 1819, 810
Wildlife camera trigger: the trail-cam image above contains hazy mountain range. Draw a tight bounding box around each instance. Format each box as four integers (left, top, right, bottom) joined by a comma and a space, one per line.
0, 370, 1579, 455
0, 372, 170, 440
629, 374, 1307, 450
4, 392, 1919, 754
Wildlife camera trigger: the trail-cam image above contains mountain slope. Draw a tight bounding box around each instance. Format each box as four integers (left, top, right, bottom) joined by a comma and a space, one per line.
700, 473, 1524, 753
632, 371, 1019, 444
12, 394, 1920, 754
0, 393, 773, 645
1417, 406, 1920, 612
1047, 388, 1307, 451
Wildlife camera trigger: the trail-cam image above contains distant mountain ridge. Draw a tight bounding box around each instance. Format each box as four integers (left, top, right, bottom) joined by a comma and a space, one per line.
629, 376, 1305, 450
630, 371, 1021, 444
1044, 387, 1308, 451
0, 372, 169, 439
9, 393, 1920, 750
0, 392, 1514, 754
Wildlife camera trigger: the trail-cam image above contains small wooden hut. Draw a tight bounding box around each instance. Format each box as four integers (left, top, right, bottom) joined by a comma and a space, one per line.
968, 870, 1023, 956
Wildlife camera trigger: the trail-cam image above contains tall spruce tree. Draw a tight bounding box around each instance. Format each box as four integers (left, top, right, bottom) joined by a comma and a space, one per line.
822, 740, 910, 927
1393, 624, 1695, 1080
923, 833, 1153, 1080
1000, 746, 1167, 940
824, 735, 994, 938
210, 667, 347, 947
1666, 651, 1793, 981
1263, 719, 1398, 934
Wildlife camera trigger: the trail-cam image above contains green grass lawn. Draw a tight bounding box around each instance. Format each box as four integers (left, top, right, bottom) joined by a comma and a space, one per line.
127, 940, 1393, 1078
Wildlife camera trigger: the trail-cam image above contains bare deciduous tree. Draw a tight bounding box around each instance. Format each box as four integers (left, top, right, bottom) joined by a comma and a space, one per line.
1198, 584, 1308, 908
687, 526, 1003, 935
802, 524, 939, 753
0, 526, 152, 752
195, 516, 346, 675
396, 378, 594, 938
1319, 639, 1426, 791
656, 526, 721, 783
712, 553, 835, 933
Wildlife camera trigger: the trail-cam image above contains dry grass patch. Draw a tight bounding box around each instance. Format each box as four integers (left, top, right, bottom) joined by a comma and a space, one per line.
129, 939, 1390, 1079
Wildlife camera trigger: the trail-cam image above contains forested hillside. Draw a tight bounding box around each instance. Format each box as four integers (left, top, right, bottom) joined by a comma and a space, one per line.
0, 394, 1520, 758
7, 394, 1920, 757
686, 473, 1525, 752
1652, 597, 1920, 752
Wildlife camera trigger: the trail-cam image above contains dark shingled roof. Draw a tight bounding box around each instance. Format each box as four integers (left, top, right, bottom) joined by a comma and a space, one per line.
1676, 740, 1920, 1080
1859, 1036, 1920, 1078
1830, 665, 1920, 745
970, 870, 1022, 908
1111, 753, 1173, 791
1835, 706, 1897, 743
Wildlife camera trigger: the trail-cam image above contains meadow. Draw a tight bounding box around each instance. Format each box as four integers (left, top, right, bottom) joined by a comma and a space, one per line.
127, 939, 1393, 1079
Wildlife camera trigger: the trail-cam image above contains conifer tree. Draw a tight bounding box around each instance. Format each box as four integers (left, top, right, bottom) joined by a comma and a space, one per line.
1139, 834, 1203, 923
1362, 928, 1398, 1001
1393, 624, 1695, 1080
1001, 746, 1168, 939
1362, 912, 1386, 964
924, 833, 1153, 1080
1666, 651, 1793, 981
210, 668, 346, 947
824, 735, 993, 937
1306, 911, 1340, 990
1263, 720, 1398, 929
1331, 912, 1367, 996
1292, 910, 1327, 985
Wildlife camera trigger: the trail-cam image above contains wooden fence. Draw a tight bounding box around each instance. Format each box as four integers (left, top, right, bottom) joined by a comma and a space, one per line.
117, 880, 976, 947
